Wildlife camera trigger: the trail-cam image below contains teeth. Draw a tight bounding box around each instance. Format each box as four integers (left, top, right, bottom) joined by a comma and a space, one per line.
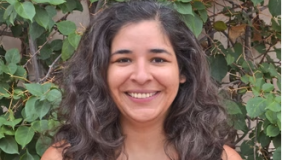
128, 92, 156, 99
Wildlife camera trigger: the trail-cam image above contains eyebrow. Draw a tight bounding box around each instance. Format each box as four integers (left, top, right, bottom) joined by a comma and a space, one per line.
111, 48, 172, 55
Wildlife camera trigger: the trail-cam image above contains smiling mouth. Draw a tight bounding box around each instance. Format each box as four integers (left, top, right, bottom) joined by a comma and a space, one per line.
127, 92, 158, 99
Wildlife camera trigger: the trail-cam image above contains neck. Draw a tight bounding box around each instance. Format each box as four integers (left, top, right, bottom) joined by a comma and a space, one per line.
118, 117, 177, 160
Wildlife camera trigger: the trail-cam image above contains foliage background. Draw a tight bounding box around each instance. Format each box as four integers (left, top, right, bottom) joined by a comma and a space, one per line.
0, 0, 280, 159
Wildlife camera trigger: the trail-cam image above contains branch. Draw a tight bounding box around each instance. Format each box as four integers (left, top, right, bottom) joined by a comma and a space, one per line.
39, 54, 61, 83
28, 35, 41, 82
222, 31, 235, 47
95, 0, 106, 13
0, 31, 13, 37
259, 44, 275, 64
23, 32, 56, 68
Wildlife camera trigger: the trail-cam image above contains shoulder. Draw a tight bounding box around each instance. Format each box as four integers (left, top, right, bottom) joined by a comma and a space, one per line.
41, 142, 69, 160
221, 145, 243, 160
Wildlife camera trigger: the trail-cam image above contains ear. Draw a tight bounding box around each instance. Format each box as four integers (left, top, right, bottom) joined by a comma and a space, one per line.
179, 74, 186, 84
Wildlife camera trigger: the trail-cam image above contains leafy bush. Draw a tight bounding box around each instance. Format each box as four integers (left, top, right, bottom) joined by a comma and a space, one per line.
0, 0, 280, 159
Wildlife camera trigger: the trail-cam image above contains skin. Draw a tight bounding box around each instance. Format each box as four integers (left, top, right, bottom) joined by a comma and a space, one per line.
41, 21, 243, 160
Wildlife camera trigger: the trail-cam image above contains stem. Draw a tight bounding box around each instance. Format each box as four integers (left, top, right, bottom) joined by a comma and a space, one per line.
40, 55, 61, 83
28, 35, 40, 82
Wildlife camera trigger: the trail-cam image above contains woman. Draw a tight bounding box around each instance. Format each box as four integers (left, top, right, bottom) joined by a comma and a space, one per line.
42, 1, 242, 160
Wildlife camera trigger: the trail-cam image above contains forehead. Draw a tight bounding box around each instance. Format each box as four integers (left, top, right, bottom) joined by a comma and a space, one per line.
111, 20, 172, 49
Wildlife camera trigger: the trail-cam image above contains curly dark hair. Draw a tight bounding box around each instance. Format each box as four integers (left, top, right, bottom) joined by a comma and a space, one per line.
54, 1, 229, 160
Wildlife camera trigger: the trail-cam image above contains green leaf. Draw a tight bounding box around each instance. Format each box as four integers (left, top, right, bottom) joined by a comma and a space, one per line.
213, 21, 227, 31
11, 25, 23, 37
223, 99, 242, 115
3, 118, 22, 130
31, 0, 66, 5
35, 101, 51, 119
42, 83, 52, 93
23, 97, 39, 121
240, 141, 253, 156
6, 63, 18, 75
14, 66, 27, 78
268, 0, 281, 17
258, 131, 271, 147
59, 0, 77, 13
198, 10, 208, 22
0, 126, 15, 136
0, 83, 10, 99
273, 136, 281, 148
56, 21, 76, 36
0, 136, 19, 154
277, 77, 281, 91
61, 39, 75, 61
24, 83, 43, 96
50, 39, 63, 51
34, 7, 50, 29
14, 2, 35, 21
29, 22, 45, 40
183, 14, 203, 37
262, 83, 274, 92
39, 44, 52, 60
253, 42, 266, 54
68, 33, 81, 50
45, 6, 57, 17
179, 0, 192, 2
275, 48, 281, 60
5, 49, 20, 64
192, 1, 205, 10
251, 0, 263, 6
35, 136, 52, 156
266, 101, 281, 112
241, 75, 249, 84
246, 97, 266, 118
273, 147, 281, 160
15, 126, 35, 148
3, 5, 15, 25
266, 125, 280, 137
20, 149, 34, 160
174, 2, 194, 15
31, 120, 49, 132
6, 0, 17, 5
46, 89, 62, 105
90, 0, 99, 2
265, 110, 278, 124
208, 54, 228, 82
225, 53, 235, 65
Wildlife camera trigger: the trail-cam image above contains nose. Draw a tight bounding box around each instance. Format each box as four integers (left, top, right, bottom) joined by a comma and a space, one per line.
130, 59, 152, 85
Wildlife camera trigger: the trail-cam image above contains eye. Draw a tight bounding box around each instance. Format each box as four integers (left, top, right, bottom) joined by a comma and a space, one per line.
152, 58, 166, 63
116, 58, 131, 63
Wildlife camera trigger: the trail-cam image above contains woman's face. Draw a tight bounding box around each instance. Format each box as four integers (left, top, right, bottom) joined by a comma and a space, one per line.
107, 20, 185, 124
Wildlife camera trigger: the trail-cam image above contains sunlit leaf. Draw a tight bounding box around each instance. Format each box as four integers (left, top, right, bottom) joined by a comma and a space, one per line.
5, 49, 20, 64
56, 21, 76, 36
14, 2, 35, 21
251, 0, 263, 6
31, 0, 66, 5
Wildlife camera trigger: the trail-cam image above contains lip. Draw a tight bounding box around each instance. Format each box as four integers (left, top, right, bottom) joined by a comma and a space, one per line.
125, 91, 160, 103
